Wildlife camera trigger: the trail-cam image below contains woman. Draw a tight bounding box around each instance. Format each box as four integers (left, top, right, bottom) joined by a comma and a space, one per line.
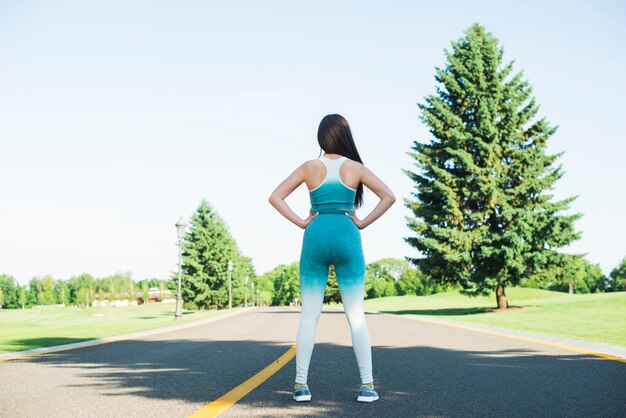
268, 113, 396, 403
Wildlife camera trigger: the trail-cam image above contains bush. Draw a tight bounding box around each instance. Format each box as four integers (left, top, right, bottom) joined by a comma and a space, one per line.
183, 301, 198, 310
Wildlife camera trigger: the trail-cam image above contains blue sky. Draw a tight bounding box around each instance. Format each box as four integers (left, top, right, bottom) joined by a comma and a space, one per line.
1, 0, 624, 284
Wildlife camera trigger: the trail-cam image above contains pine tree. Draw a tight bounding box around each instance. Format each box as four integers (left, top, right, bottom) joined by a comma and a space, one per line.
403, 23, 582, 309
178, 199, 241, 310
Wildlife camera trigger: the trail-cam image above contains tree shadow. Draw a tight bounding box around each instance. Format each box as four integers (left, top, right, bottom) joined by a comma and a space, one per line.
259, 306, 537, 317
379, 307, 498, 316
256, 308, 380, 315
256, 311, 351, 315
2, 337, 624, 417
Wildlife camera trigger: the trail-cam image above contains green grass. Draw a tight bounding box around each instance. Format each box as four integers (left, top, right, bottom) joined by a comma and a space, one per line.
363, 288, 626, 347
0, 303, 243, 354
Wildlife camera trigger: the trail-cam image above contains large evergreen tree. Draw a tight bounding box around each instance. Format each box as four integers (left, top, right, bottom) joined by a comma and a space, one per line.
404, 23, 581, 309
178, 199, 245, 309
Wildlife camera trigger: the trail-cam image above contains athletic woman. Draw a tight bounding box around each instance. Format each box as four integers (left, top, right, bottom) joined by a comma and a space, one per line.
268, 114, 396, 403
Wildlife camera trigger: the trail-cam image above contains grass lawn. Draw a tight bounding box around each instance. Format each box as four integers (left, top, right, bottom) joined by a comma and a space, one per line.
363, 287, 626, 347
0, 303, 243, 354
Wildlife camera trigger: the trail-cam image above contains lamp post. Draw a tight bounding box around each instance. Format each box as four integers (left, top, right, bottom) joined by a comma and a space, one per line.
174, 217, 187, 320
251, 282, 255, 307
256, 288, 260, 307
227, 260, 233, 309
244, 276, 249, 308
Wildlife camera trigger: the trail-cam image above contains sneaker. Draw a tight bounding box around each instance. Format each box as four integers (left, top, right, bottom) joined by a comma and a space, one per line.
293, 383, 311, 402
357, 384, 379, 403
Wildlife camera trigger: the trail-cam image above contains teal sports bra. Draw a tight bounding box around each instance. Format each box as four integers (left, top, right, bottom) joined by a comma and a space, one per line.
309, 156, 356, 215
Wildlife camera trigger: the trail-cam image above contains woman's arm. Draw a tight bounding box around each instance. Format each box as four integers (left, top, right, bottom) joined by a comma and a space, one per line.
268, 162, 320, 229
345, 164, 396, 229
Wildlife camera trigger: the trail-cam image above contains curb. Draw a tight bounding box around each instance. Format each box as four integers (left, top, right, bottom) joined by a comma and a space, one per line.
0, 307, 253, 363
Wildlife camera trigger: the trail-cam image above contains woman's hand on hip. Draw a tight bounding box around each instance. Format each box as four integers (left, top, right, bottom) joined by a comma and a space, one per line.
345, 212, 365, 229
300, 208, 320, 229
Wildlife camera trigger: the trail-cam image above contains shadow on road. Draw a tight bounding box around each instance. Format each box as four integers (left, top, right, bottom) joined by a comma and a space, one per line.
379, 307, 501, 316
225, 343, 626, 418
255, 308, 378, 315
258, 307, 512, 317
6, 336, 625, 417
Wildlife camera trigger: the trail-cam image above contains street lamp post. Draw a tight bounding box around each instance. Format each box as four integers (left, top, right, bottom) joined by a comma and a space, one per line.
256, 288, 260, 307
244, 276, 249, 308
174, 217, 187, 320
251, 282, 255, 307
227, 260, 233, 309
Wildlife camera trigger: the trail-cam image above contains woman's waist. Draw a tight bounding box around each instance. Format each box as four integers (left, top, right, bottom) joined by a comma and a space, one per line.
305, 211, 360, 233
311, 202, 355, 215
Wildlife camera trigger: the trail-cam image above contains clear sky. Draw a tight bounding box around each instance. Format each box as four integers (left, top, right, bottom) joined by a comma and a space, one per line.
1, 1, 624, 284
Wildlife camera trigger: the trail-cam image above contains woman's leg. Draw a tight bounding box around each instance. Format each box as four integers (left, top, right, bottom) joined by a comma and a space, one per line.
295, 281, 326, 384
296, 219, 329, 384
335, 249, 372, 385
296, 223, 330, 384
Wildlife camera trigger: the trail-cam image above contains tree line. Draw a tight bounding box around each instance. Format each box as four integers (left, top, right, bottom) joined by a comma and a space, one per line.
1, 253, 624, 310
0, 273, 172, 309
263, 256, 626, 307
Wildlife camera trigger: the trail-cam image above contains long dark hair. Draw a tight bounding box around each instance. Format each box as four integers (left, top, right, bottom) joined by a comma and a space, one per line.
317, 114, 364, 208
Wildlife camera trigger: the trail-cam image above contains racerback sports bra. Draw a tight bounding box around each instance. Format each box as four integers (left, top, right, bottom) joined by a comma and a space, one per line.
309, 155, 356, 215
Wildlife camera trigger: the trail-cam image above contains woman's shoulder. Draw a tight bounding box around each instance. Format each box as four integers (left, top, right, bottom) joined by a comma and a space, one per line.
342, 157, 365, 175
301, 158, 323, 168
343, 157, 364, 167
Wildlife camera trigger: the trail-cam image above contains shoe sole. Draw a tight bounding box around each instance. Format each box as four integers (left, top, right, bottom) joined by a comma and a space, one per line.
357, 395, 379, 402
293, 395, 312, 402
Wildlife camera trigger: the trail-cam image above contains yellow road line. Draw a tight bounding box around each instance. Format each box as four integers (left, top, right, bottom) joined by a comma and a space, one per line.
0, 308, 249, 363
189, 344, 296, 418
377, 311, 626, 363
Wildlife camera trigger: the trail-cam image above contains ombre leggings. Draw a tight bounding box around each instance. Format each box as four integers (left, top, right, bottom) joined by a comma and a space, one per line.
295, 213, 373, 385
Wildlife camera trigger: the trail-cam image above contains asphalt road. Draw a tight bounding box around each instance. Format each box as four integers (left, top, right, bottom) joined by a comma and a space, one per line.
1, 306, 625, 418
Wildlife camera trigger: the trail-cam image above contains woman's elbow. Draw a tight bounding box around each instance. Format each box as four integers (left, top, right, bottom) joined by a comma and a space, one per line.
268, 194, 281, 206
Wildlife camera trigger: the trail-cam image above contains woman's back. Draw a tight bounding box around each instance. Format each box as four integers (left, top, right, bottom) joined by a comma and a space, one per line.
305, 153, 361, 192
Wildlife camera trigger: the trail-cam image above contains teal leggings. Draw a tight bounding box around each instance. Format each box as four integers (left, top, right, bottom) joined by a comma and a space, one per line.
296, 213, 373, 384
